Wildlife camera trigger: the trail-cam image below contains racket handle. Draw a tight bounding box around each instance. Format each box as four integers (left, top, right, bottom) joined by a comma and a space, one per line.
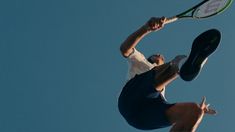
165, 17, 178, 24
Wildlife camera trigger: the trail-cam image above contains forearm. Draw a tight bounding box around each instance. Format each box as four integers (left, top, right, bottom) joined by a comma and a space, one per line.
120, 24, 150, 57
120, 17, 166, 57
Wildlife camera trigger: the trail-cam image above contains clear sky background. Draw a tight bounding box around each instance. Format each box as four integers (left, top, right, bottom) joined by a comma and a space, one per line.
0, 0, 234, 132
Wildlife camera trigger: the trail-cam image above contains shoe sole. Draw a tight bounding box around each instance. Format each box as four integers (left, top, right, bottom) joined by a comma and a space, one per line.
180, 29, 221, 81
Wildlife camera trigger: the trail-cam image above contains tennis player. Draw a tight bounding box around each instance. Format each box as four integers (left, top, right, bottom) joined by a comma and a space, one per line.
118, 17, 217, 132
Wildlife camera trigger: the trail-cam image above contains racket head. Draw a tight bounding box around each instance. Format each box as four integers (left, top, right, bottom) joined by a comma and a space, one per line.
193, 0, 233, 18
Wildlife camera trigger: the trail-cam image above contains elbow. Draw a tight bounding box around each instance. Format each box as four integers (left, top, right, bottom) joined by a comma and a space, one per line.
120, 44, 129, 58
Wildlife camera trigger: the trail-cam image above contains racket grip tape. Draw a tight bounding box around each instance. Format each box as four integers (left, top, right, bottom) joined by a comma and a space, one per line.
165, 17, 178, 24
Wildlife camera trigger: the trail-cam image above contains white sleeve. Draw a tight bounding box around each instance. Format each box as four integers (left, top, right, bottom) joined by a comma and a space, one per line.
128, 48, 146, 61
127, 48, 155, 73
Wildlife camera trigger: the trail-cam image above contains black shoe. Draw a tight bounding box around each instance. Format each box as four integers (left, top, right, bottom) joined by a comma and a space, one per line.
180, 29, 221, 81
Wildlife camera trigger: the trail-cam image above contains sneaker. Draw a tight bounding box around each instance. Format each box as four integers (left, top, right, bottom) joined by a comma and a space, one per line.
180, 29, 221, 81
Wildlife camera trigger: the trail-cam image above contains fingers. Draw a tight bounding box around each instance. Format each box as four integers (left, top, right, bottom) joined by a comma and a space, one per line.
206, 108, 217, 115
147, 16, 166, 31
200, 96, 206, 107
199, 96, 217, 115
160, 16, 167, 23
159, 16, 166, 28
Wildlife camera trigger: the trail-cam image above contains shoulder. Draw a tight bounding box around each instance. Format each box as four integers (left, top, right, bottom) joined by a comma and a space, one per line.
128, 48, 145, 59
128, 48, 155, 67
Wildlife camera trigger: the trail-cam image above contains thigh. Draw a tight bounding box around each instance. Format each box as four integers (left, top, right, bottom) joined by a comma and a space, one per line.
152, 64, 179, 92
165, 102, 201, 124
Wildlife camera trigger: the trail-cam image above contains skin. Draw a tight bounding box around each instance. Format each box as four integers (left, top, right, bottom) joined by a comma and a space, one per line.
120, 17, 217, 132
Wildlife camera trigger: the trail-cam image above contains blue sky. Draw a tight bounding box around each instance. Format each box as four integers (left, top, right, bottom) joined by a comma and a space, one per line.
0, 0, 234, 132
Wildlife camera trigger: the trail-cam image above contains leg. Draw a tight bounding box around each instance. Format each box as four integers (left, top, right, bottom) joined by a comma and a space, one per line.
166, 103, 204, 132
180, 29, 221, 81
153, 55, 187, 91
153, 62, 179, 91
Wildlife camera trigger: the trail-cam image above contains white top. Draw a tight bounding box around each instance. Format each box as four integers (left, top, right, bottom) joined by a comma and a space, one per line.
126, 48, 166, 97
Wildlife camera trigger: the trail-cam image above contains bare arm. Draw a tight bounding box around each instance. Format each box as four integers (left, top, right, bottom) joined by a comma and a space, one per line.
120, 17, 166, 57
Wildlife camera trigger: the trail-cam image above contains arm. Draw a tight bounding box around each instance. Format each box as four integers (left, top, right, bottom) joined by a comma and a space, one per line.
120, 17, 166, 57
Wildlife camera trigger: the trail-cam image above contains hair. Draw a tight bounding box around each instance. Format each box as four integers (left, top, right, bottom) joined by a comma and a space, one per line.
147, 54, 165, 64
147, 55, 155, 64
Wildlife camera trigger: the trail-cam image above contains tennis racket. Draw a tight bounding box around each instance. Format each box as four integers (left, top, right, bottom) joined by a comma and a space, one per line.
165, 0, 233, 24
